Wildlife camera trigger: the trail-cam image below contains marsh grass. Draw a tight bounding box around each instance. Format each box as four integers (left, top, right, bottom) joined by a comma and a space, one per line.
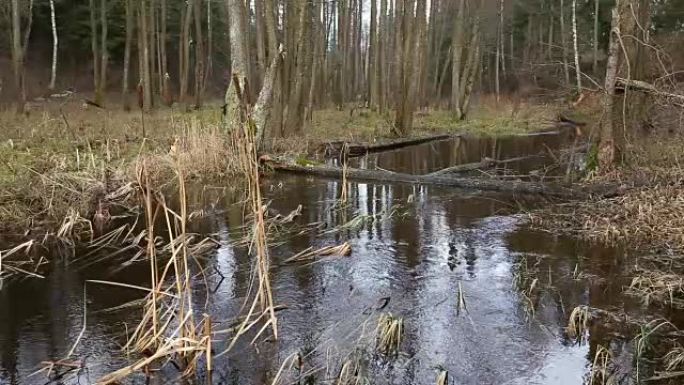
93, 162, 213, 384
375, 313, 403, 356
589, 345, 614, 385
0, 240, 44, 282
665, 344, 684, 371
628, 268, 684, 308
566, 305, 591, 343
531, 135, 684, 252
284, 242, 352, 264
336, 358, 368, 385
0, 103, 236, 236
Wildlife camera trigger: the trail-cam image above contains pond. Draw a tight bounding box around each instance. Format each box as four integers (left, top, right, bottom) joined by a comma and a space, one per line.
0, 130, 673, 384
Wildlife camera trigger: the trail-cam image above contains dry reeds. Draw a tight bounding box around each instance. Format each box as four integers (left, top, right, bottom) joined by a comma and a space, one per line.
375, 313, 403, 356
589, 345, 614, 385
336, 357, 367, 385
665, 345, 684, 371
215, 91, 279, 356
95, 161, 212, 384
0, 240, 44, 282
628, 270, 684, 308
284, 242, 352, 264
566, 305, 591, 342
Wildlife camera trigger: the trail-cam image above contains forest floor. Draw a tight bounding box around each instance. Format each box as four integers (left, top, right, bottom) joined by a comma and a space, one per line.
0, 95, 559, 234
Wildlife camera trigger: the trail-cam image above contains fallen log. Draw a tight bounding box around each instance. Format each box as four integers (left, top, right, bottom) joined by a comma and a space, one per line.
266, 161, 594, 199
322, 134, 453, 158
427, 155, 543, 176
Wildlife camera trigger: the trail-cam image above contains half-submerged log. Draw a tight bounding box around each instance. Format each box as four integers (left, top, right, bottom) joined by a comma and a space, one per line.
427, 155, 543, 176
267, 161, 589, 199
322, 134, 452, 158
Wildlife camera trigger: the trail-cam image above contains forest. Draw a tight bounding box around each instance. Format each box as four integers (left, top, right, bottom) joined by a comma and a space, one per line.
1, 0, 684, 384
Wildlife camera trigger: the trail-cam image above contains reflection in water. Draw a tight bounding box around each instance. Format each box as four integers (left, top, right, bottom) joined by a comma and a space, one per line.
0, 130, 667, 384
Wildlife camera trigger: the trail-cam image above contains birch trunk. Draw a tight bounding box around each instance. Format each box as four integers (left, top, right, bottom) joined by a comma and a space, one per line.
572, 0, 581, 93
48, 0, 58, 90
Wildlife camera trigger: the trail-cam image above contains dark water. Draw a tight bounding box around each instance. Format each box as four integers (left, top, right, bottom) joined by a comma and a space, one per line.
0, 131, 669, 385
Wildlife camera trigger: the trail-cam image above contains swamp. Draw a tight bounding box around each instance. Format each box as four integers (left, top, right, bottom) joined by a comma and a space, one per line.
1, 0, 684, 384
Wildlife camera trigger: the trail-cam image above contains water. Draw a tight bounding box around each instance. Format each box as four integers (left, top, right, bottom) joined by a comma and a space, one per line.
0, 131, 674, 384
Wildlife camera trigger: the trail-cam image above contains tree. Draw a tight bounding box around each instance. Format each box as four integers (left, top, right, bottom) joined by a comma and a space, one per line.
122, 0, 135, 110
451, 0, 466, 116
10, 0, 27, 113
560, 0, 570, 85
48, 0, 58, 90
599, 0, 651, 170
571, 0, 581, 93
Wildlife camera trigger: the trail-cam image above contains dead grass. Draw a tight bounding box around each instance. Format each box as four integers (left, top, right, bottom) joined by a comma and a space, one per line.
531, 135, 684, 252
0, 102, 236, 234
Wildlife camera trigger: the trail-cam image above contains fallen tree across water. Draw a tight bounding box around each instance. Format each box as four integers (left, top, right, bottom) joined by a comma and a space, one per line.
265, 161, 608, 199
427, 155, 544, 176
322, 134, 453, 158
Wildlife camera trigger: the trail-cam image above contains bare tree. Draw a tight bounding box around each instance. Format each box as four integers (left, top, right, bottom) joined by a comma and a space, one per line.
451, 0, 465, 116
178, 0, 193, 104
10, 0, 27, 113
48, 0, 58, 90
89, 0, 101, 103
593, 0, 600, 74
193, 0, 205, 108
599, 2, 622, 170
139, 0, 152, 111
122, 0, 135, 110
99, 0, 108, 105
560, 0, 570, 85
571, 0, 581, 93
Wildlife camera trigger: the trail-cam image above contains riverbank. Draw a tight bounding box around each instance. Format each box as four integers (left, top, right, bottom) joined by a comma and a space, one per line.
0, 96, 558, 236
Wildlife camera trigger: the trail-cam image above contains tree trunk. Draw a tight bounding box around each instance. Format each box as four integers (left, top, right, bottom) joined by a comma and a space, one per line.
253, 0, 266, 87
193, 0, 205, 108
495, 0, 502, 101
377, 0, 387, 112
205, 0, 212, 90
598, 3, 621, 171
285, 0, 312, 134
122, 0, 135, 110
179, 0, 193, 104
369, 0, 377, 108
10, 0, 26, 113
140, 0, 152, 111
160, 0, 170, 106
99, 0, 108, 106
48, 0, 58, 90
560, 0, 570, 85
394, 0, 421, 136
89, 0, 101, 104
224, 0, 250, 129
593, 0, 600, 75
571, 0, 581, 93
451, 0, 466, 117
